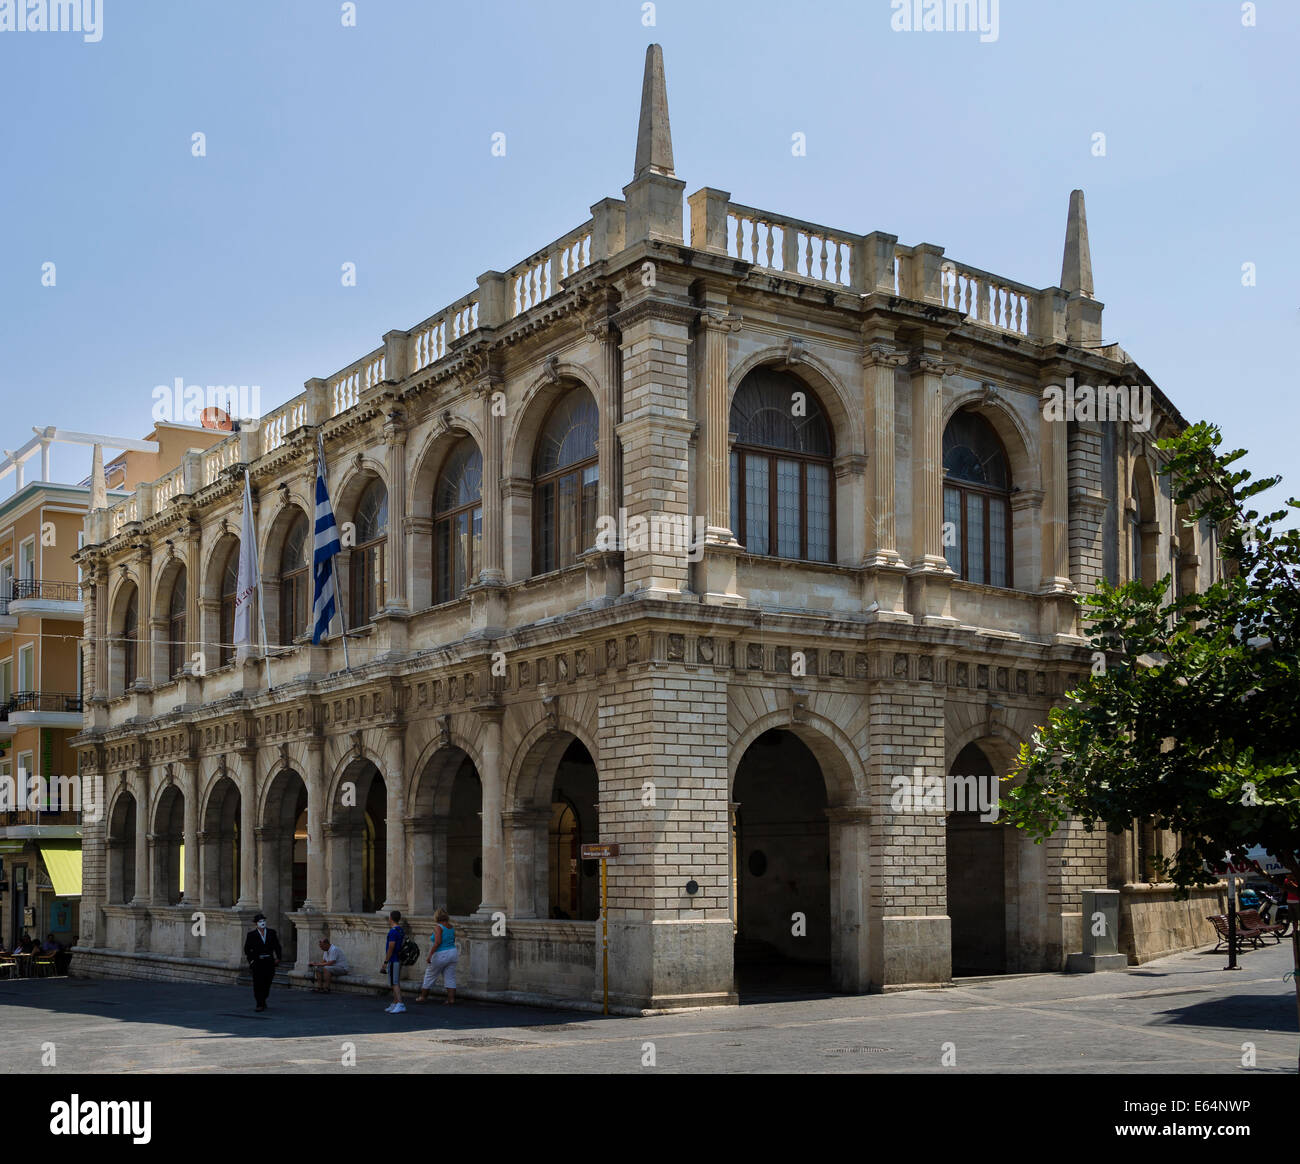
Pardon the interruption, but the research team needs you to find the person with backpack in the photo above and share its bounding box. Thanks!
[381,909,407,1013]
[416,908,458,1006]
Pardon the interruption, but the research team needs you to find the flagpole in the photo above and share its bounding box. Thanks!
[335,578,351,672]
[246,469,275,693]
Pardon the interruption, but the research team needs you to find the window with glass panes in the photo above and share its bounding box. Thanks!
[218,545,238,667]
[167,568,187,678]
[434,438,483,603]
[942,410,1012,587]
[349,479,388,626]
[728,369,834,562]
[533,389,598,574]
[278,512,309,644]
[122,584,139,687]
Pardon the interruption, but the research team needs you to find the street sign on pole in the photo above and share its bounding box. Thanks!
[581,842,620,1013]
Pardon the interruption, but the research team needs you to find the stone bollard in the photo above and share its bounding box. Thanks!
[1066,888,1128,972]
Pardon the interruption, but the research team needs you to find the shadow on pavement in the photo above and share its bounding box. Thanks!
[0,977,619,1040]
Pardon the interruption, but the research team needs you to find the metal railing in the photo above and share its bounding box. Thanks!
[10,579,83,603]
[0,691,85,718]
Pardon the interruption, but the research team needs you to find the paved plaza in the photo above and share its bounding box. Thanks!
[1,941,1294,1074]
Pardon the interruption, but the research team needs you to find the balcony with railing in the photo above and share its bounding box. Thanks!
[1,690,85,730]
[7,579,84,619]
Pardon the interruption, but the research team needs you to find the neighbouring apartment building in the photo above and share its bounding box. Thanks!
[69,47,1224,1010]
[0,424,223,950]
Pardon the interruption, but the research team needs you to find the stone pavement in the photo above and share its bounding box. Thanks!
[1,941,1294,1074]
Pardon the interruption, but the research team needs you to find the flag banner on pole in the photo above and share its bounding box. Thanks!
[234,471,259,663]
[312,438,342,644]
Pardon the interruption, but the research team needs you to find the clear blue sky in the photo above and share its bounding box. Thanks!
[2,0,1295,512]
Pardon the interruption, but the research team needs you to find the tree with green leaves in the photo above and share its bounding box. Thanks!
[1002,421,1300,1068]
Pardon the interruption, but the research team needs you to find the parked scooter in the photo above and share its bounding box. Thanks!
[1257,889,1293,936]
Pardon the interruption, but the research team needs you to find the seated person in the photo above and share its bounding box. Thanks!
[40,934,61,954]
[308,937,348,992]
[15,933,35,955]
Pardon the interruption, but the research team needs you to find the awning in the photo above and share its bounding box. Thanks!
[38,842,82,897]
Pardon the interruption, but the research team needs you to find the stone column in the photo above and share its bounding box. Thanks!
[503,808,549,919]
[827,805,872,993]
[1039,401,1073,593]
[235,748,259,909]
[909,355,952,571]
[585,313,623,526]
[324,823,348,911]
[181,759,200,906]
[408,817,435,915]
[383,411,409,612]
[95,565,109,695]
[131,771,149,906]
[477,375,506,586]
[381,724,407,913]
[697,306,740,543]
[302,735,326,911]
[185,521,201,674]
[906,354,957,626]
[135,548,152,686]
[476,707,505,916]
[862,343,907,565]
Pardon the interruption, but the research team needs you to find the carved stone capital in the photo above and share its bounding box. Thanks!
[862,343,907,369]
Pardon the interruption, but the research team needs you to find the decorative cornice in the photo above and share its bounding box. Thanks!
[612,297,698,332]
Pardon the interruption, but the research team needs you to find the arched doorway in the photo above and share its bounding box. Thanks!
[202,777,241,908]
[409,746,482,915]
[261,768,308,961]
[152,785,184,905]
[946,742,1006,976]
[446,758,482,915]
[108,792,137,904]
[548,740,598,921]
[329,760,386,913]
[732,729,831,995]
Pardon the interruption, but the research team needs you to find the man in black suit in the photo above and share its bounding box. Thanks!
[244,913,282,1012]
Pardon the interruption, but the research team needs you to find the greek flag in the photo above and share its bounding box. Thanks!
[312,437,342,645]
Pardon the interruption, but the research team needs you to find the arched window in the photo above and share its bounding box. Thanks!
[533,388,598,574]
[943,410,1012,587]
[279,511,309,645]
[729,369,834,561]
[121,584,139,689]
[1128,466,1155,586]
[218,544,239,668]
[350,479,388,626]
[167,568,187,679]
[434,439,483,603]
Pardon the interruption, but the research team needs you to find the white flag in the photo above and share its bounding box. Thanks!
[234,471,259,663]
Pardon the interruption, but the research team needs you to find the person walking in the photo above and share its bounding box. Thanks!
[381,910,406,1014]
[416,908,458,1006]
[244,913,282,1012]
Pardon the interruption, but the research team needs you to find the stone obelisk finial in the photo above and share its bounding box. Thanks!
[90,442,106,510]
[1060,189,1094,299]
[633,43,674,180]
[623,44,684,246]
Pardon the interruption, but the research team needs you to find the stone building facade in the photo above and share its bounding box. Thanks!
[70,46,1223,1009]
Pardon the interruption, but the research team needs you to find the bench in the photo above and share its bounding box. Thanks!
[1207,914,1267,953]
[1237,909,1286,944]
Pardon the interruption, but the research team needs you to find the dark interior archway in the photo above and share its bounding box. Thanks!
[946,742,1006,976]
[732,729,831,996]
[548,739,599,921]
